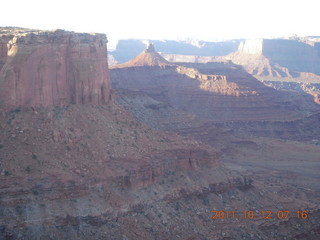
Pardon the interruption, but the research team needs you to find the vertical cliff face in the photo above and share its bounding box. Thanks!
[237,39,264,55]
[224,38,320,103]
[0,29,112,108]
[228,38,320,77]
[0,35,12,70]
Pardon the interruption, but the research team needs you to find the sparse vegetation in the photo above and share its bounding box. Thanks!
[32,189,39,195]
[32,153,37,160]
[62,163,69,169]
[175,203,180,211]
[15,205,24,215]
[202,198,210,206]
[13,108,21,113]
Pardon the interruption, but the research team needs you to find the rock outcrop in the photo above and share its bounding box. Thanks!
[0,28,112,108]
[1,30,320,239]
[211,38,320,104]
[113,43,170,68]
[109,47,320,240]
[111,46,317,122]
[226,38,320,77]
[222,38,320,101]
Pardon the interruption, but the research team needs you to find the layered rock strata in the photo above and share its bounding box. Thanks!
[227,38,320,77]
[0,28,112,108]
[111,61,312,122]
[113,43,170,68]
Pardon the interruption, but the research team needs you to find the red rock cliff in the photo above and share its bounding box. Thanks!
[0,28,112,107]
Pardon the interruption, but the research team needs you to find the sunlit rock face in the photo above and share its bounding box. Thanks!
[113,43,170,68]
[228,38,320,77]
[224,38,320,103]
[0,28,112,108]
[237,39,264,55]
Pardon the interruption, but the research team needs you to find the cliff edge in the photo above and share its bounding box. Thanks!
[0,28,112,108]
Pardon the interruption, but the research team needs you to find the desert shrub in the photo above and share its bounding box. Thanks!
[13,108,21,113]
[202,198,210,206]
[15,205,24,215]
[32,189,39,195]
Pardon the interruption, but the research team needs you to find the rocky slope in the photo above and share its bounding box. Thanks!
[111,46,318,122]
[109,45,320,239]
[1,104,319,240]
[2,103,252,239]
[1,29,320,239]
[0,27,252,240]
[0,28,112,108]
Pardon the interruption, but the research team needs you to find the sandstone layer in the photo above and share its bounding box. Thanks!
[0,104,238,239]
[111,46,317,122]
[2,107,319,240]
[0,27,234,239]
[110,39,241,63]
[223,38,320,103]
[1,30,320,239]
[108,46,320,240]
[0,28,112,108]
[113,43,170,68]
[227,38,320,77]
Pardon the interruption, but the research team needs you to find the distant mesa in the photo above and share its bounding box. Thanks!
[222,38,320,103]
[109,39,242,64]
[111,43,171,68]
[225,38,320,77]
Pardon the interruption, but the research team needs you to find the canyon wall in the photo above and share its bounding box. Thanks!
[111,62,313,122]
[262,39,320,74]
[224,38,320,103]
[237,39,264,55]
[110,39,241,63]
[0,28,112,108]
[227,38,320,77]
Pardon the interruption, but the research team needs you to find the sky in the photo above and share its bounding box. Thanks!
[1,0,319,47]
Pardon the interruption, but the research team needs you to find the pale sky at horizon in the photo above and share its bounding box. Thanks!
[1,0,319,47]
